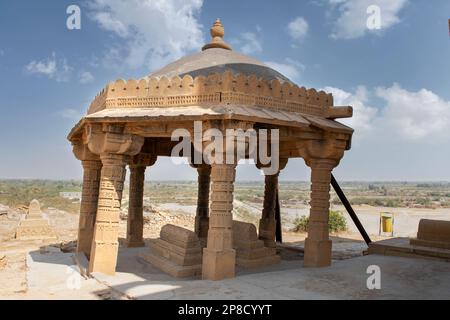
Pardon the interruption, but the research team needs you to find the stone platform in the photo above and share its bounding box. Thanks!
[15,219,56,240]
[369,219,450,262]
[368,237,450,262]
[233,220,280,268]
[140,224,202,278]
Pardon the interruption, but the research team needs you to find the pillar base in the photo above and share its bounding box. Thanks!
[202,248,236,280]
[303,238,332,267]
[88,242,119,276]
[126,240,145,248]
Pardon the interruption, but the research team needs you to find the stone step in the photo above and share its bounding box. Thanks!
[149,240,202,266]
[139,252,202,278]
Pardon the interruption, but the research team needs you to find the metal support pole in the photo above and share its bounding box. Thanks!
[275,188,283,243]
[331,174,372,245]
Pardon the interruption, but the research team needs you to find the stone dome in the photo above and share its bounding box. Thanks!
[148,19,292,84]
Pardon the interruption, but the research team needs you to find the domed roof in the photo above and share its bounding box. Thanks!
[148,19,292,84]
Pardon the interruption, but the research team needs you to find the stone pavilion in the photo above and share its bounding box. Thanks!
[67,19,354,280]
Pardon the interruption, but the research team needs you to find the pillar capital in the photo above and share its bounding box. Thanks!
[201,120,253,165]
[256,157,288,175]
[85,124,144,157]
[304,158,339,171]
[301,138,347,167]
[72,142,100,162]
[129,153,157,168]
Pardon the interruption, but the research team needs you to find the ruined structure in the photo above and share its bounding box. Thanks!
[16,199,55,240]
[68,19,354,280]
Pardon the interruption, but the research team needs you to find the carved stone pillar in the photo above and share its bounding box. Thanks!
[86,124,144,275]
[89,153,128,275]
[72,143,102,258]
[304,159,337,267]
[126,154,157,247]
[259,173,279,248]
[201,120,251,281]
[194,165,211,239]
[202,163,237,280]
[127,166,146,247]
[78,160,102,256]
[257,158,288,248]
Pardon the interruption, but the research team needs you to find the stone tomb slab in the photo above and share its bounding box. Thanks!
[140,224,202,278]
[233,220,280,268]
[410,219,450,250]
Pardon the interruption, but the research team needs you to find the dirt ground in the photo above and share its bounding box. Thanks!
[0,203,201,299]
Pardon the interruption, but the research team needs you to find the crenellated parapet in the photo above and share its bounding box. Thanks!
[86,71,352,119]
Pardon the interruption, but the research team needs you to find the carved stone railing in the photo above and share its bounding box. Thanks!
[87,71,337,117]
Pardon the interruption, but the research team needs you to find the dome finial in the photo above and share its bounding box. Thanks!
[202,18,232,51]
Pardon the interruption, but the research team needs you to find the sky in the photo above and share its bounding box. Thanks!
[0,0,449,181]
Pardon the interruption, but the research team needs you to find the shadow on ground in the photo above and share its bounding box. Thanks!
[23,235,450,300]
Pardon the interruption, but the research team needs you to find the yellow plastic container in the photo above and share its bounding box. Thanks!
[381,215,393,233]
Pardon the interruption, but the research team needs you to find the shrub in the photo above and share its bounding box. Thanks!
[292,215,309,232]
[293,210,347,233]
[328,210,347,233]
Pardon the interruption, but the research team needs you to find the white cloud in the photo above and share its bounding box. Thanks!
[265,58,304,82]
[376,84,450,140]
[234,31,263,55]
[325,84,450,142]
[323,85,377,133]
[88,0,204,71]
[287,17,309,41]
[328,0,408,39]
[92,12,129,38]
[79,71,95,84]
[25,52,72,82]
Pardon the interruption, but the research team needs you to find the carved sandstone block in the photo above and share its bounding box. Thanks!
[232,220,280,268]
[410,219,450,250]
[140,224,202,278]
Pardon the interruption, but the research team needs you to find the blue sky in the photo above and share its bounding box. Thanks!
[0,0,449,181]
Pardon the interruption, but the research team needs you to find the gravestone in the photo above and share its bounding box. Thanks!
[233,220,280,268]
[15,200,56,240]
[140,224,202,277]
